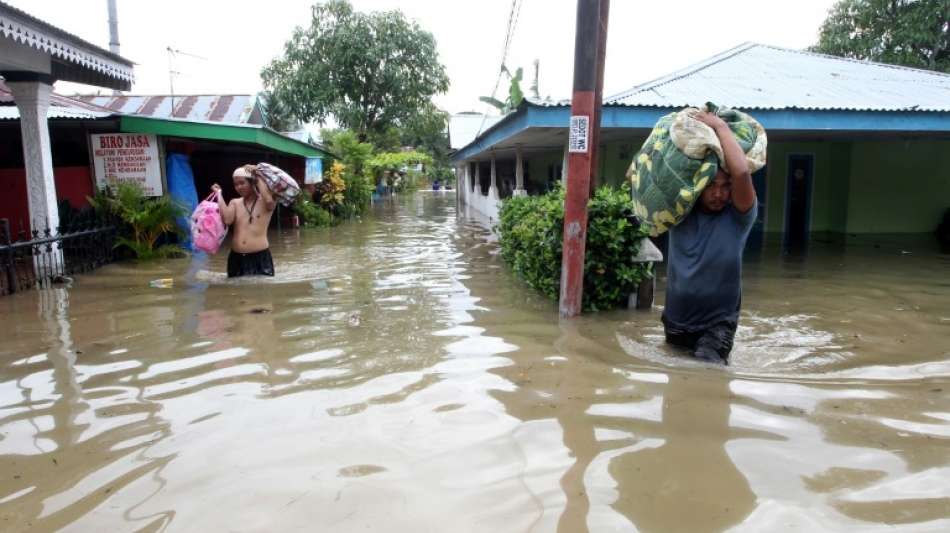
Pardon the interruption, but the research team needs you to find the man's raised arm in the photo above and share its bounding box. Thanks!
[694,111,755,214]
[254,173,277,212]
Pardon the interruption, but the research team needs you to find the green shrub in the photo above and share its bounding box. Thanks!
[315,160,347,209]
[497,184,653,311]
[87,183,186,260]
[340,169,373,218]
[321,129,375,217]
[293,196,334,227]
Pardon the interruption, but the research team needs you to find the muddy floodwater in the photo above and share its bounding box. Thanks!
[1,192,948,532]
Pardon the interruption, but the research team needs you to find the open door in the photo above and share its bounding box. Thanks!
[784,155,813,250]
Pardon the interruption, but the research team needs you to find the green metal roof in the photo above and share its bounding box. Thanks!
[119,115,331,159]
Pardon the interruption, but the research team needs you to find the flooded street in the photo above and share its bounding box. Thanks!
[1,192,948,532]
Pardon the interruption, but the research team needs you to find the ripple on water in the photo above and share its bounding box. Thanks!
[613,309,950,383]
[1,194,948,532]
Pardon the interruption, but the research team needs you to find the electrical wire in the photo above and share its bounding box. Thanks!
[476,0,524,138]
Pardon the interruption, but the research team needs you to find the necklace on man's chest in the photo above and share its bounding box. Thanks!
[244,197,258,223]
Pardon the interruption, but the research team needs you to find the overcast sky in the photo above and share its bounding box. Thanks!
[13,0,838,116]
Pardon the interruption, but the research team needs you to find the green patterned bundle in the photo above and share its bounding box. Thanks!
[627,102,767,236]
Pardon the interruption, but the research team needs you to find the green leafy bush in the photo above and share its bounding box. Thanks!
[314,161,347,209]
[293,196,334,227]
[321,129,375,217]
[87,183,186,260]
[498,184,652,311]
[340,166,373,219]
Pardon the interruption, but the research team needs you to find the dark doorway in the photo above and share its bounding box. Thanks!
[784,154,813,250]
[746,166,768,253]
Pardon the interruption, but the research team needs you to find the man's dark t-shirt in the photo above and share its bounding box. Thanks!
[663,200,757,331]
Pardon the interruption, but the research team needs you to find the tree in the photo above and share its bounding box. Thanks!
[812,0,949,73]
[261,0,450,140]
[259,91,300,132]
[399,102,453,182]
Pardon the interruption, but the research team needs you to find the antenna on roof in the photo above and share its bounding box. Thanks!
[166,46,208,117]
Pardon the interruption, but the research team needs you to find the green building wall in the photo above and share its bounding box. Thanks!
[846,140,950,233]
[517,136,948,236]
[524,150,563,192]
[601,138,646,188]
[766,139,949,235]
[764,141,847,234]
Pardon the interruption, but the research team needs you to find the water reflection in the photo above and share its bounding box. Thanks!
[489,318,758,532]
[0,287,175,531]
[0,193,948,531]
[608,373,756,532]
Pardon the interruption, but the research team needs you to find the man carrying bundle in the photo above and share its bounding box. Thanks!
[661,111,758,364]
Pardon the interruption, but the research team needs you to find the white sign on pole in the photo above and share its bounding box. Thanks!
[90,133,163,196]
[568,115,589,153]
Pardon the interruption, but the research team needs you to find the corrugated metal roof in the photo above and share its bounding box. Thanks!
[449,113,502,150]
[72,94,258,124]
[0,106,110,120]
[280,130,312,143]
[0,80,113,112]
[0,80,113,120]
[605,43,950,112]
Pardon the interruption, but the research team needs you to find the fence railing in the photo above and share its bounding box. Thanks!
[0,218,116,296]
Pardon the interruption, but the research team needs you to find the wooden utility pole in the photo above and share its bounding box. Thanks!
[559,0,609,317]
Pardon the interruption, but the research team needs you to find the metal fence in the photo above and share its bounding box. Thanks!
[0,218,116,296]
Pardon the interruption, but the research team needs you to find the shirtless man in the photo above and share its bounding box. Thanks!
[212,165,277,277]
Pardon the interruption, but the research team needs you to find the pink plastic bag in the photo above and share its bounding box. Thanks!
[191,192,227,254]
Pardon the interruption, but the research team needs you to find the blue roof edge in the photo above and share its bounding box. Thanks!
[451,103,950,162]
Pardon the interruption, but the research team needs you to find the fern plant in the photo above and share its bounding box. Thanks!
[88,183,186,260]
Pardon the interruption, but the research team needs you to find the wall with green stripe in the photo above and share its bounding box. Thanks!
[765,139,949,234]
[846,140,950,233]
[515,136,949,236]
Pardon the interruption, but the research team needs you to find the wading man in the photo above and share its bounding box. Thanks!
[212,165,277,277]
[662,111,758,365]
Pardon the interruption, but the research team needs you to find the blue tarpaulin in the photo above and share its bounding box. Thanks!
[166,153,198,250]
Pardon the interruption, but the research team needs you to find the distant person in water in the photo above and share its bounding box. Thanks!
[662,111,758,365]
[212,165,276,277]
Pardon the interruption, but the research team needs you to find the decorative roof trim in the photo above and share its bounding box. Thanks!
[0,106,112,120]
[0,2,134,83]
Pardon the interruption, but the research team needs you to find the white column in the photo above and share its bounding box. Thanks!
[9,81,59,233]
[474,161,482,196]
[487,156,500,221]
[462,161,472,205]
[561,139,569,186]
[490,156,497,193]
[9,80,63,276]
[459,165,465,201]
[514,145,527,196]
